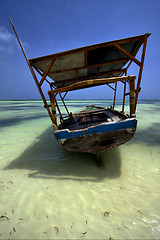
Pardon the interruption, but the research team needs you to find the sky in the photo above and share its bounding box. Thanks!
[0,0,160,100]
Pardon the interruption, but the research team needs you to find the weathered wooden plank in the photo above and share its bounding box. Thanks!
[48,75,136,94]
[57,119,137,154]
[51,68,126,87]
[49,58,129,75]
[29,34,150,64]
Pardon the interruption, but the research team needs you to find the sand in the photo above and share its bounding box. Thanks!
[0,100,160,239]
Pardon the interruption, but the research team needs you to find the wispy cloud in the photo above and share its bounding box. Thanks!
[0,26,14,42]
[0,26,14,55]
[0,45,13,54]
[20,41,30,50]
[0,26,29,55]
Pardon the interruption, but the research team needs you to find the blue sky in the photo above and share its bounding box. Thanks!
[0,0,160,100]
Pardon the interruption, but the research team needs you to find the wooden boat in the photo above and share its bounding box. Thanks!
[55,104,137,154]
[10,19,150,155]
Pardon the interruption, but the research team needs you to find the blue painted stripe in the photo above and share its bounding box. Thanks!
[55,119,137,140]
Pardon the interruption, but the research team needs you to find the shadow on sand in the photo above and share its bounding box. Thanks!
[4,126,121,182]
[133,122,160,147]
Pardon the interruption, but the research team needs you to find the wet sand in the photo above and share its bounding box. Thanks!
[0,100,160,239]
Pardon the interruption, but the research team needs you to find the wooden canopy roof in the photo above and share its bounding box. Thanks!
[29,33,150,90]
[9,17,151,126]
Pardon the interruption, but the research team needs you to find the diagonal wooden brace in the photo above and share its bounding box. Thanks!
[114,43,141,66]
[39,58,55,86]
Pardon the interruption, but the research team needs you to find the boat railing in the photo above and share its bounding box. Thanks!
[47,75,136,128]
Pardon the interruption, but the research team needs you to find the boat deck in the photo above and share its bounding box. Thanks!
[58,108,128,131]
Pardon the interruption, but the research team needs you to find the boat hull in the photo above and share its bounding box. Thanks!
[55,118,137,154]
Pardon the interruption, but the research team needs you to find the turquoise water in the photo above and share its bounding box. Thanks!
[0,100,160,239]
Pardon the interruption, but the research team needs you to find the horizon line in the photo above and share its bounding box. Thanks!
[0,98,160,101]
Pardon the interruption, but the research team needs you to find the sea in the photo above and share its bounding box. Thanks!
[0,99,160,239]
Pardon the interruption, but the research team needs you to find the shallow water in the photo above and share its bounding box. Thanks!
[0,100,160,239]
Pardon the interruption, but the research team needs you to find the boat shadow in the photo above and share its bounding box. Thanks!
[4,126,121,181]
[133,121,160,147]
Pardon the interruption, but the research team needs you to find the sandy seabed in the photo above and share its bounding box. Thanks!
[0,100,160,239]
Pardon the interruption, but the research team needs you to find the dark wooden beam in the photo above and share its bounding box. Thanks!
[62,91,68,100]
[39,58,55,86]
[51,68,127,87]
[97,65,102,78]
[49,58,129,75]
[125,39,144,70]
[114,43,141,66]
[106,83,115,91]
[59,93,70,115]
[134,33,149,111]
[113,82,117,110]
[32,65,51,85]
[122,81,126,112]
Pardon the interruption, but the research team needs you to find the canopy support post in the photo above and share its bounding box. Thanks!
[48,92,57,127]
[134,33,148,112]
[129,79,135,117]
[122,69,127,112]
[113,82,117,110]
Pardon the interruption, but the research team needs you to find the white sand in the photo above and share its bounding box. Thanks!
[0,100,160,239]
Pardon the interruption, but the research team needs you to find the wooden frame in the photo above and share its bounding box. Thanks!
[47,75,136,126]
[48,76,136,94]
[29,34,149,64]
[10,18,150,130]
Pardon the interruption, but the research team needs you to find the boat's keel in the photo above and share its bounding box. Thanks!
[95,153,103,167]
